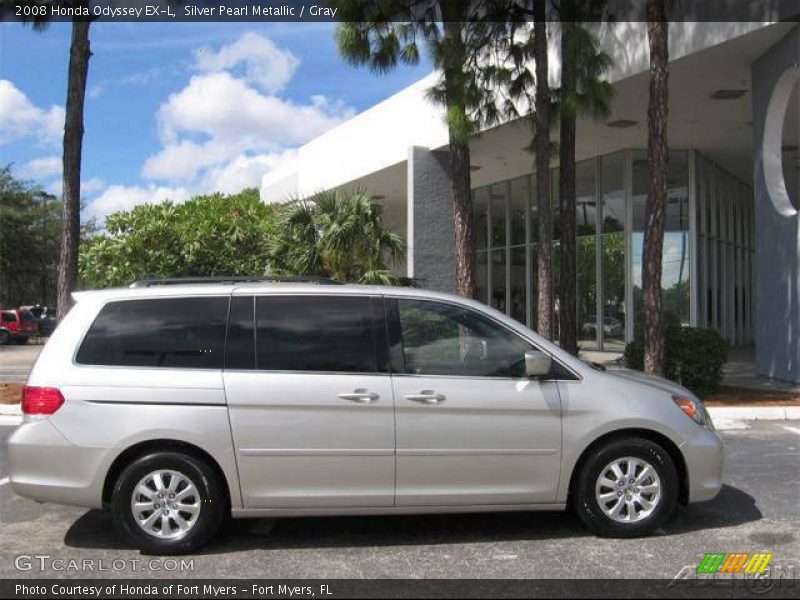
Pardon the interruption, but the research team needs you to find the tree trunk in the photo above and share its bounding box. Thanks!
[57,19,91,322]
[534,5,553,339]
[559,25,578,356]
[643,4,668,376]
[40,194,49,306]
[442,13,475,299]
[449,137,475,298]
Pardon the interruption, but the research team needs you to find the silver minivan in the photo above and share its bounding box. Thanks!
[8,280,723,554]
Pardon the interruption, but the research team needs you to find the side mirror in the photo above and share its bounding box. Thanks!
[525,350,552,378]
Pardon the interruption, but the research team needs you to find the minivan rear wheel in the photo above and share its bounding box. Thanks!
[573,437,678,538]
[0,330,10,345]
[110,451,225,554]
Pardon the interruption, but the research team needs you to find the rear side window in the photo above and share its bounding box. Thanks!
[2,311,17,323]
[76,297,228,369]
[255,295,378,373]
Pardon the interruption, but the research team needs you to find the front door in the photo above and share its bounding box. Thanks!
[388,298,563,506]
[225,293,395,509]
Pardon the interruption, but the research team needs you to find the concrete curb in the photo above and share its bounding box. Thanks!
[708,406,800,421]
[0,403,22,426]
[0,403,21,416]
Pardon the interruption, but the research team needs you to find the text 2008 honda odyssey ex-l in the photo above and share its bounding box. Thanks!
[9,279,723,554]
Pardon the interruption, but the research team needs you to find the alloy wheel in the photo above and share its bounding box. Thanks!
[130,469,202,539]
[594,456,661,523]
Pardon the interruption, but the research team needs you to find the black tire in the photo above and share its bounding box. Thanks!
[110,451,226,554]
[0,330,10,346]
[573,437,679,538]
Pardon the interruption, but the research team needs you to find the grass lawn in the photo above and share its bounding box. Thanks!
[704,386,800,406]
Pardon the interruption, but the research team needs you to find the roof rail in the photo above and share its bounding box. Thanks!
[129,276,342,288]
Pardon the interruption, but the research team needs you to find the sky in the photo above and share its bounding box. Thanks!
[0,22,433,222]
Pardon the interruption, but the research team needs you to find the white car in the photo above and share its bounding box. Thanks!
[581,316,624,337]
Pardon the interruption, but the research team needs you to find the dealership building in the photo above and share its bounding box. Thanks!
[261,22,800,384]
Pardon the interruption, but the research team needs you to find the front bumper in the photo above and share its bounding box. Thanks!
[8,419,108,509]
[681,426,724,503]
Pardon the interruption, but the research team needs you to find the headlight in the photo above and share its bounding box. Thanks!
[672,394,714,430]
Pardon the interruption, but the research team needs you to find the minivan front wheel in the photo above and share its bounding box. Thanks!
[110,451,225,554]
[573,437,678,538]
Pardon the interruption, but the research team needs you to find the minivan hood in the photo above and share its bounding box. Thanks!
[603,367,692,398]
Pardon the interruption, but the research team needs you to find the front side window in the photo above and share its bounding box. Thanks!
[255,295,378,373]
[395,299,533,378]
[76,297,228,369]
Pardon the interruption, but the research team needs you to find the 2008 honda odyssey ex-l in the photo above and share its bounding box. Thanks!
[9,278,723,554]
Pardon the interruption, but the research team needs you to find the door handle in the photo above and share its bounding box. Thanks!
[404,391,446,404]
[337,389,379,403]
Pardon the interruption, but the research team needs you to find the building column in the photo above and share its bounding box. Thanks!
[752,26,800,383]
[406,146,457,294]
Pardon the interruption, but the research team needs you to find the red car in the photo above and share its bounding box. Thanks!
[0,309,38,345]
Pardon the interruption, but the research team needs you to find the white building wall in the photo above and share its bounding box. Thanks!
[261,73,448,201]
[261,22,772,203]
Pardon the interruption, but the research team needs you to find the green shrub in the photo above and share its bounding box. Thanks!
[623,318,682,381]
[623,326,728,396]
[678,328,730,395]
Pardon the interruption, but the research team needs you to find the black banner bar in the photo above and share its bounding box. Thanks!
[2,578,799,599]
[3,0,800,24]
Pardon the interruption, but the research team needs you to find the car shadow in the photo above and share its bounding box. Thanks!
[64,484,761,554]
[667,484,762,534]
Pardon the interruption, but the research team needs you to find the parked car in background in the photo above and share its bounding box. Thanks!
[581,316,624,338]
[23,305,57,337]
[0,308,38,345]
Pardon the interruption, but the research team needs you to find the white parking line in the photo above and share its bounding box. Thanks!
[0,477,9,486]
[782,425,800,436]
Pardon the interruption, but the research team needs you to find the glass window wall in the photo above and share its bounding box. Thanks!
[631,150,690,334]
[695,152,754,345]
[470,149,753,350]
[575,159,598,349]
[600,152,626,350]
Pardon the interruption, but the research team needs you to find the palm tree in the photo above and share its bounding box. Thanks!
[557,15,614,355]
[268,189,405,284]
[643,0,669,375]
[533,1,554,340]
[58,16,91,320]
[2,2,93,320]
[333,1,509,299]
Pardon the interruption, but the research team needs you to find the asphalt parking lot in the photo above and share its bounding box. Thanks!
[0,343,42,383]
[1,421,799,580]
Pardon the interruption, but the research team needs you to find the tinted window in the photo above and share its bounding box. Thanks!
[76,297,228,369]
[396,299,532,377]
[256,296,377,373]
[226,296,255,369]
[2,312,17,323]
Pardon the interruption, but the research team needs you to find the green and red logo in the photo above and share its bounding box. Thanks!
[696,552,773,575]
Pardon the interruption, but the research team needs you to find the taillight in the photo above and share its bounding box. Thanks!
[22,386,65,416]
